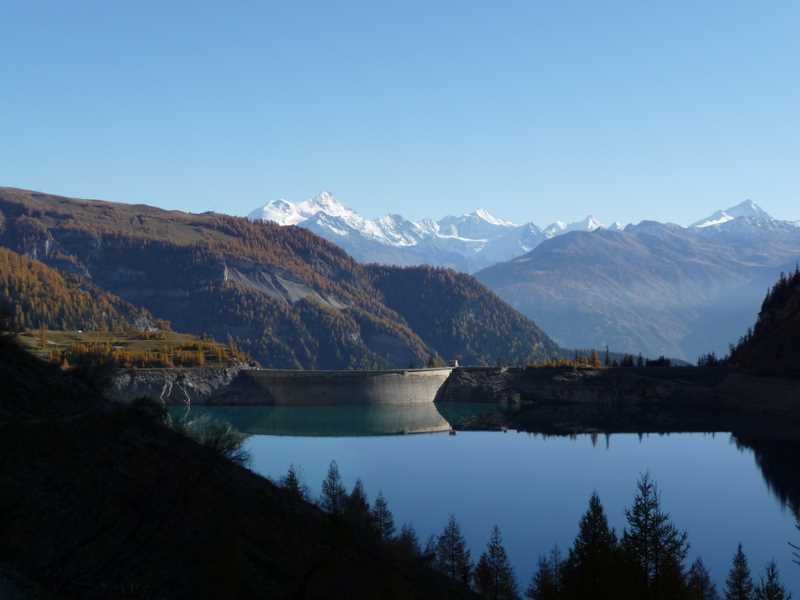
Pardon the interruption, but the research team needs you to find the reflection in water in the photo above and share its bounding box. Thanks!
[174,403,800,592]
[173,402,466,437]
[732,433,800,517]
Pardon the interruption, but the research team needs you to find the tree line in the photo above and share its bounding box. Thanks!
[285,463,794,599]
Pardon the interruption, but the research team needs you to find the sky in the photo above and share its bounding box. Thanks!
[1,1,799,226]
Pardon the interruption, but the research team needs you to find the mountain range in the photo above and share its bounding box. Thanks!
[477,205,800,360]
[0,187,560,369]
[250,194,800,361]
[248,192,621,273]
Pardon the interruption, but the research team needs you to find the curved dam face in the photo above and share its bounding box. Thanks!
[244,368,454,406]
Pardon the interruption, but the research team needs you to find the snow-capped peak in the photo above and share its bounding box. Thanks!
[691,199,773,228]
[582,215,604,231]
[248,198,305,226]
[296,191,354,219]
[472,208,516,227]
[249,191,359,227]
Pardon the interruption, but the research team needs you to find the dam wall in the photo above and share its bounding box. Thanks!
[108,366,454,406]
[244,368,454,406]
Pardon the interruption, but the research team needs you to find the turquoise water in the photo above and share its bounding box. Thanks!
[182,405,800,593]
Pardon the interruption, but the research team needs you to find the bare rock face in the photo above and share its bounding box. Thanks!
[107,366,257,405]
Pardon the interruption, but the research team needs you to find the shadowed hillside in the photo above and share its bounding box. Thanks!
[729,267,800,378]
[367,265,559,365]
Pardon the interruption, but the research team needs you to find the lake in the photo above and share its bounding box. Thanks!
[178,403,800,593]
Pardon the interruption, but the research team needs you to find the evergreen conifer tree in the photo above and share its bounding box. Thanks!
[526,546,562,600]
[561,493,618,598]
[754,561,790,600]
[344,478,371,533]
[687,557,720,600]
[320,460,347,515]
[370,492,395,541]
[281,464,307,501]
[435,515,473,586]
[725,544,755,600]
[622,473,689,599]
[398,523,421,556]
[474,525,520,600]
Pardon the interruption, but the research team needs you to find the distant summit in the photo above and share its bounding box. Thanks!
[691,199,773,228]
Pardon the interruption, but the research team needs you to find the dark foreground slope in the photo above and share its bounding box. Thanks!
[729,267,800,378]
[0,187,559,368]
[0,337,473,599]
[367,265,559,365]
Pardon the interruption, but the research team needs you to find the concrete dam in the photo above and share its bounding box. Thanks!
[110,366,455,406]
[244,367,454,406]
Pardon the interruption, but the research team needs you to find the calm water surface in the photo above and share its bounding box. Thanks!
[183,404,800,592]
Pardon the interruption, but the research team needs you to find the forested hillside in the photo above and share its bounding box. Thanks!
[0,246,158,332]
[728,268,800,377]
[0,187,560,368]
[367,265,559,365]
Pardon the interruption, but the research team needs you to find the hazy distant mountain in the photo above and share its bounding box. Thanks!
[476,201,800,361]
[248,192,611,273]
[690,199,772,228]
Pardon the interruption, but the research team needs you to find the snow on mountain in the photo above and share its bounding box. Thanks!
[248,198,306,226]
[475,208,516,227]
[691,199,773,228]
[543,215,604,238]
[248,193,619,272]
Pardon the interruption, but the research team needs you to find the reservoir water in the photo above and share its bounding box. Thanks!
[179,403,800,593]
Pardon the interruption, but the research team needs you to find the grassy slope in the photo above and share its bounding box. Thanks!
[17,329,248,368]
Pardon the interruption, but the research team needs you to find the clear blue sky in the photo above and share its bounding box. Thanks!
[2,1,799,226]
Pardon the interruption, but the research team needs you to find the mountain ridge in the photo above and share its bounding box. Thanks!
[476,219,800,361]
[0,186,560,368]
[248,193,797,275]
